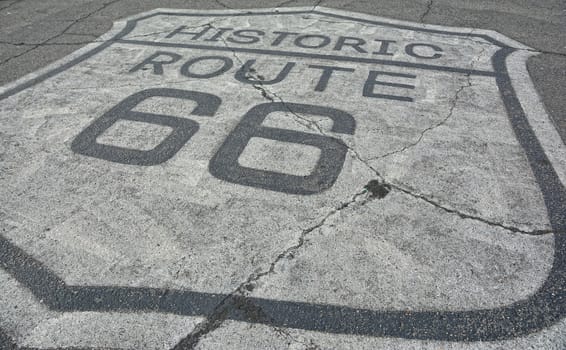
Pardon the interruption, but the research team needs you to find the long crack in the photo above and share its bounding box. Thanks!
[239,189,369,293]
[170,34,556,349]
[1,7,561,348]
[365,46,485,162]
[210,26,554,236]
[172,188,369,349]
[387,182,555,235]
[0,0,121,67]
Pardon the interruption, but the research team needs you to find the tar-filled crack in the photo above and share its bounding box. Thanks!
[365,179,391,199]
[221,41,555,237]
[2,7,561,349]
[0,0,121,67]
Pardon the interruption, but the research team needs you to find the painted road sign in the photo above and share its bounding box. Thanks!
[1,7,565,349]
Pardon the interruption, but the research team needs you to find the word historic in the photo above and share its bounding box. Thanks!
[163,25,445,60]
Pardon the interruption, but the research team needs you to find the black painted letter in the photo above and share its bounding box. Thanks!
[165,25,212,40]
[405,43,443,59]
[372,39,396,56]
[307,64,355,92]
[363,71,416,102]
[294,34,332,49]
[180,56,234,79]
[334,36,367,53]
[129,51,182,75]
[235,60,295,85]
[228,29,265,44]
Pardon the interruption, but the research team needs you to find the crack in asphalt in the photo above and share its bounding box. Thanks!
[0,6,562,349]
[420,0,433,22]
[0,0,23,13]
[365,46,485,162]
[311,0,324,11]
[213,0,233,10]
[225,40,555,237]
[1,7,562,62]
[167,29,557,350]
[272,326,322,350]
[0,39,99,46]
[365,78,468,161]
[172,188,369,349]
[387,182,556,235]
[169,25,340,348]
[0,0,120,67]
[0,21,222,47]
[209,23,281,104]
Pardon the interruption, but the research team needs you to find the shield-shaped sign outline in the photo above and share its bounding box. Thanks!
[0,7,565,347]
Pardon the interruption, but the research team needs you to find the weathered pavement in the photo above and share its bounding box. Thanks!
[0,1,565,350]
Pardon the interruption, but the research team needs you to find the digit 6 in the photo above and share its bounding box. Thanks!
[71,88,221,166]
[209,102,355,195]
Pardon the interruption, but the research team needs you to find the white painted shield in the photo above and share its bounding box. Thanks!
[1,7,565,349]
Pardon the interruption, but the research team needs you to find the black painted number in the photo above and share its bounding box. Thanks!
[209,103,355,195]
[71,88,221,166]
[73,92,355,194]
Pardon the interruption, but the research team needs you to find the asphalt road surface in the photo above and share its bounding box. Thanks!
[0,1,565,349]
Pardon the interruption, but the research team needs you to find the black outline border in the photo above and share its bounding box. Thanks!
[0,8,565,348]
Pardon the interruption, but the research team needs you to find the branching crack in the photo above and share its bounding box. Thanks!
[366,82,466,161]
[2,8,560,349]
[365,48,482,162]
[0,0,121,67]
[420,0,434,22]
[208,36,553,237]
[273,326,322,350]
[311,0,324,12]
[0,21,222,47]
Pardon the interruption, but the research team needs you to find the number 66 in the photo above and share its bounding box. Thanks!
[72,89,356,195]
